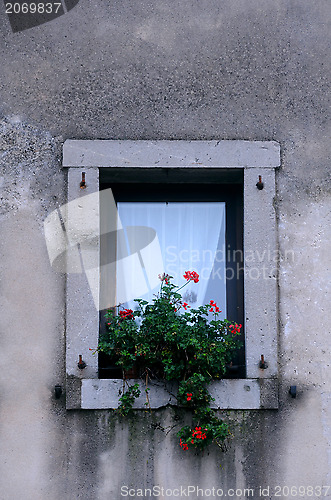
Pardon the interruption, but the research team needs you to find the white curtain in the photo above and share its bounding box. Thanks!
[116,201,226,317]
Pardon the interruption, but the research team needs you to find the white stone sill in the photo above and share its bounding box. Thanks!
[76,378,278,410]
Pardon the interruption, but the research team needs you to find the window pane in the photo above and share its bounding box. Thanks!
[116,201,226,317]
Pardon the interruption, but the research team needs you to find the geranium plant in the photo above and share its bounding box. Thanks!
[97,271,242,452]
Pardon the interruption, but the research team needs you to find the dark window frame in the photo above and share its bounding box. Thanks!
[99,171,245,379]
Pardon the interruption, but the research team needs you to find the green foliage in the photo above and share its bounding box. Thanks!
[98,272,242,452]
[117,383,141,416]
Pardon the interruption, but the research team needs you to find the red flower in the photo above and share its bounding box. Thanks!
[209,300,221,314]
[179,439,188,450]
[183,271,199,283]
[192,426,207,440]
[182,302,190,310]
[158,273,171,284]
[186,392,193,401]
[230,323,242,334]
[119,308,134,320]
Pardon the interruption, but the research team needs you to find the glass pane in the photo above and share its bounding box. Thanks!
[116,201,226,317]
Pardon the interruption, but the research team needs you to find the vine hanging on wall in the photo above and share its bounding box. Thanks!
[97,271,242,452]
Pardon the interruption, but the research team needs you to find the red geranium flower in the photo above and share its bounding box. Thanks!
[158,273,171,284]
[179,439,188,450]
[119,308,134,320]
[209,300,221,314]
[183,270,199,283]
[229,323,242,334]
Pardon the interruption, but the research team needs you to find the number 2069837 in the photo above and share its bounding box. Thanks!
[6,3,63,14]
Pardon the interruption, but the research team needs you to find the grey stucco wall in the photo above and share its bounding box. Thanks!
[0,1,330,499]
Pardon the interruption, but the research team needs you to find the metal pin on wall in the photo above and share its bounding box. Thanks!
[259,354,268,369]
[80,172,86,189]
[78,355,86,369]
[256,175,264,190]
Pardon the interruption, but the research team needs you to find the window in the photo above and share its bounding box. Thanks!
[61,140,280,410]
[98,173,245,379]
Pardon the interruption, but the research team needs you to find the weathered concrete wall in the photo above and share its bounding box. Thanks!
[0,0,330,499]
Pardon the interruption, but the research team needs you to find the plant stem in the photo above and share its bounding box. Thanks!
[145,372,151,412]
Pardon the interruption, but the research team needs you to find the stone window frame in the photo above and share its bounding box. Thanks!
[63,140,280,410]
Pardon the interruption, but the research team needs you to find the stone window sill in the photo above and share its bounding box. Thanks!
[67,377,278,410]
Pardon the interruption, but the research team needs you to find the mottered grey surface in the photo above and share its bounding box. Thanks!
[0,0,330,498]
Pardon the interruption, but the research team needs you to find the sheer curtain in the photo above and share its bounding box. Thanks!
[116,201,226,317]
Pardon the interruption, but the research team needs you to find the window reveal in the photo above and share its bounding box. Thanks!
[99,181,245,379]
